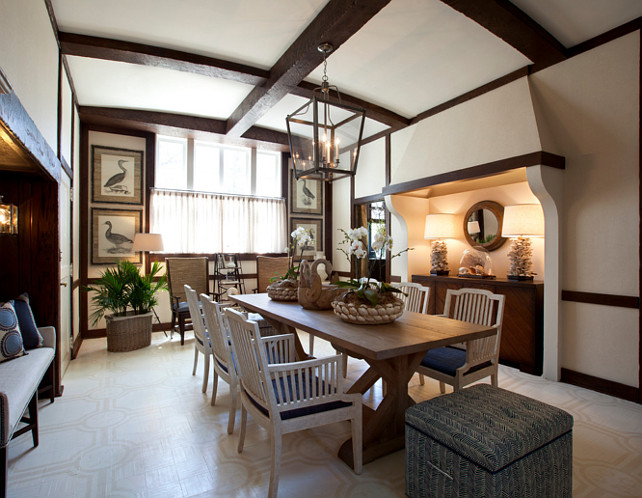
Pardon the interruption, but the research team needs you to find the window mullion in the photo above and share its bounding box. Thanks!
[186,138,195,189]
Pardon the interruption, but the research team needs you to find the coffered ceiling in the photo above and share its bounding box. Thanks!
[51,0,642,147]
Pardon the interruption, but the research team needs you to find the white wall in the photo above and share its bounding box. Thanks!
[0,0,59,151]
[354,139,385,199]
[530,32,639,386]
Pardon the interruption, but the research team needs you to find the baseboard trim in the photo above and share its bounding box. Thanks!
[561,368,639,404]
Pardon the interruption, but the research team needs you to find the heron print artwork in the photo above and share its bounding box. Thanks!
[91,208,142,264]
[91,146,143,204]
[291,176,323,215]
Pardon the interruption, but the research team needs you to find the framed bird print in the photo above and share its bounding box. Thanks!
[91,145,144,204]
[289,217,323,256]
[91,208,142,264]
[291,175,323,215]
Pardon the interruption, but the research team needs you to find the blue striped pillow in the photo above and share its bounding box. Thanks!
[0,302,26,362]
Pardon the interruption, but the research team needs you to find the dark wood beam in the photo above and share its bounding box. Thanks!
[292,82,409,130]
[225,0,392,138]
[59,32,269,86]
[78,106,289,148]
[439,0,567,70]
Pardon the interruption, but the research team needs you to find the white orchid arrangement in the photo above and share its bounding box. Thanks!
[275,226,313,281]
[336,225,410,305]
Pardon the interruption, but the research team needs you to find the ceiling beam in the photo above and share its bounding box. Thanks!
[78,106,289,148]
[292,82,409,130]
[440,0,567,70]
[225,0,392,138]
[59,32,269,86]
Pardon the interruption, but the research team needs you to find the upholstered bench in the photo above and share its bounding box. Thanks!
[405,384,573,497]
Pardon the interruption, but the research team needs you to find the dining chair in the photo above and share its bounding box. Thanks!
[393,282,430,387]
[166,257,211,345]
[254,256,290,293]
[184,285,212,395]
[224,307,362,498]
[416,288,505,393]
[200,294,239,434]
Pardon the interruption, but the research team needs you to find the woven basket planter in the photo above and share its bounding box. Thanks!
[266,279,298,302]
[106,311,153,352]
[331,296,405,325]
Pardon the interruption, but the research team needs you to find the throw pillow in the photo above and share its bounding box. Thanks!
[0,301,26,362]
[12,293,43,349]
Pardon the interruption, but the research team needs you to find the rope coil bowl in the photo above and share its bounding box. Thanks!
[266,279,298,302]
[331,297,405,325]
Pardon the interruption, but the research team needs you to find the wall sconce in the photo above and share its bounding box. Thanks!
[501,204,544,280]
[0,195,18,235]
[424,213,456,276]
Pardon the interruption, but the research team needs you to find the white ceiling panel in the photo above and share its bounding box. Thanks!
[511,0,642,48]
[67,56,254,119]
[305,0,531,118]
[52,0,327,69]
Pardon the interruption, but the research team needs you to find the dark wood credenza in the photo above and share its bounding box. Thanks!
[411,275,544,375]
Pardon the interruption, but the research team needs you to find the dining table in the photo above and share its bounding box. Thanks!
[229,292,498,468]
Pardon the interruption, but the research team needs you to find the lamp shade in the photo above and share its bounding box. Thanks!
[467,220,481,234]
[424,213,456,239]
[132,233,164,252]
[501,204,544,237]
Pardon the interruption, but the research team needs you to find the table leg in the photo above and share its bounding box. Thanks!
[339,351,425,467]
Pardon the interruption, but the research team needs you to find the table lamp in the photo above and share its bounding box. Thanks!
[501,204,544,280]
[132,233,164,268]
[424,213,456,275]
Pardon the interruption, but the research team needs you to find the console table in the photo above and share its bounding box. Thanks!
[411,275,543,375]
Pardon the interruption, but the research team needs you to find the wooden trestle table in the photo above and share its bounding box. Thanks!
[229,292,497,468]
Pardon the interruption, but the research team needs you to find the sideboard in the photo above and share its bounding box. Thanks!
[411,275,544,375]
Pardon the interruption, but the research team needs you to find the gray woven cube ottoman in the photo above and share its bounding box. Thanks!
[405,384,573,497]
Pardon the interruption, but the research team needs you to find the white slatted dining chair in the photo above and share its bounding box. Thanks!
[200,294,238,434]
[416,288,505,393]
[224,308,362,498]
[393,282,430,387]
[185,285,212,395]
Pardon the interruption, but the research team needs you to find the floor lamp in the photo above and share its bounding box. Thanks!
[132,233,166,334]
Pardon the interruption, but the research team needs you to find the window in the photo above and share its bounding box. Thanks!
[153,136,285,253]
[156,137,187,190]
[157,136,281,197]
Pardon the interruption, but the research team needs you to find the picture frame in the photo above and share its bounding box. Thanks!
[290,217,323,256]
[291,175,323,215]
[91,208,142,264]
[91,145,144,204]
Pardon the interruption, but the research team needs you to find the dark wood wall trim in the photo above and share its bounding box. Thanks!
[638,29,641,404]
[354,193,385,205]
[382,151,565,196]
[567,17,642,58]
[561,368,639,404]
[0,92,61,182]
[561,290,640,309]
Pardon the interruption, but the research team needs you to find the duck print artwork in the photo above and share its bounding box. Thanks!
[100,154,133,197]
[294,178,322,214]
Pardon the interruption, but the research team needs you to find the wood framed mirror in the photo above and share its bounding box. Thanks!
[463,200,506,251]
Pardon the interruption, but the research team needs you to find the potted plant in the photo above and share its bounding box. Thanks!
[266,226,312,301]
[331,226,410,324]
[86,260,167,352]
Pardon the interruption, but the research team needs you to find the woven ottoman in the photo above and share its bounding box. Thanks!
[405,384,573,497]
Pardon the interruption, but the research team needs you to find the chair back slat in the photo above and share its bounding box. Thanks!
[444,288,505,357]
[184,285,210,352]
[256,256,289,293]
[395,282,430,314]
[225,308,272,412]
[200,294,230,368]
[167,257,210,302]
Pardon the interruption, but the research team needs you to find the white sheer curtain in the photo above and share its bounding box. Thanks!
[150,189,287,253]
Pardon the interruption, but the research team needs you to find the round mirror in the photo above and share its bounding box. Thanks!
[463,201,506,251]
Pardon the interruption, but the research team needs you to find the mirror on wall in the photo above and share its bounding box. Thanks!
[463,200,506,251]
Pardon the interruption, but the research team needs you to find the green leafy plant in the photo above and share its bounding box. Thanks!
[335,226,411,305]
[85,260,168,325]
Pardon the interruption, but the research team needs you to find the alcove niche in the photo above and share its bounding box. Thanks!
[383,156,564,381]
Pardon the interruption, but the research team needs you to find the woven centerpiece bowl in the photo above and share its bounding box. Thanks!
[266,279,298,301]
[331,295,405,325]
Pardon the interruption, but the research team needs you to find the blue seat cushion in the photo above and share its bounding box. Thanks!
[246,373,352,421]
[174,301,190,314]
[421,346,491,377]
